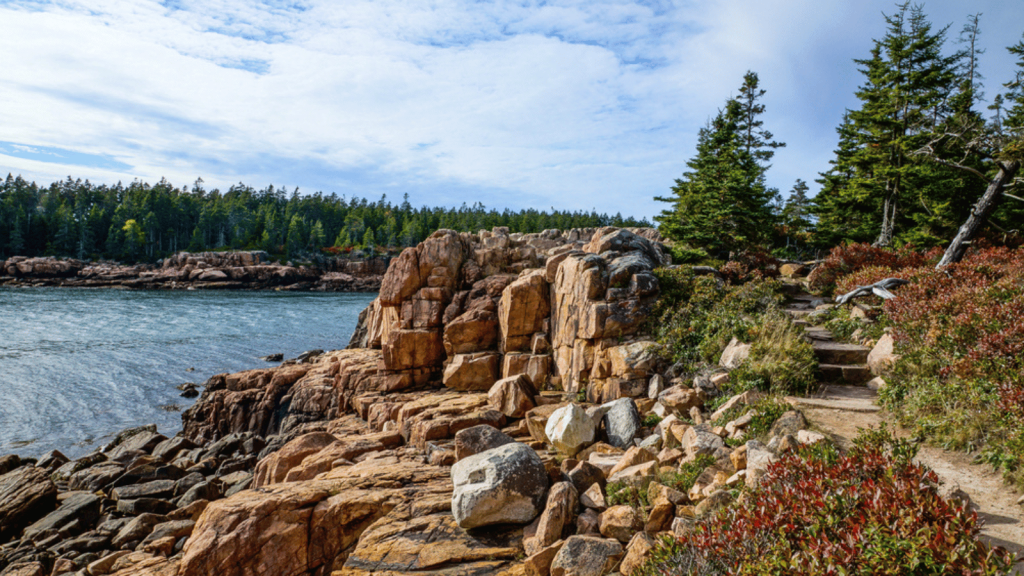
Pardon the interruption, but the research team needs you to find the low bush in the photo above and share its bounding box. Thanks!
[728,312,817,397]
[633,427,1016,576]
[718,248,781,284]
[711,395,791,442]
[875,246,1024,486]
[807,242,935,295]
[606,455,717,512]
[651,270,778,371]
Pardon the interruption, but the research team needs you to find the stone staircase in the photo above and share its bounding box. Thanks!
[784,293,873,385]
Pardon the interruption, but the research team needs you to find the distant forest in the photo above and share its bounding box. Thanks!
[0,174,651,263]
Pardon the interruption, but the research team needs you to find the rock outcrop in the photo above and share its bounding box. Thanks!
[4,226,751,576]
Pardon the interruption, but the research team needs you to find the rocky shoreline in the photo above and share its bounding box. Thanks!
[0,226,913,576]
[0,252,388,292]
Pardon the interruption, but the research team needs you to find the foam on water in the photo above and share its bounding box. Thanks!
[0,287,376,458]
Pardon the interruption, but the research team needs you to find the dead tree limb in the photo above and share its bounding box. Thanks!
[936,159,1021,269]
[836,277,911,305]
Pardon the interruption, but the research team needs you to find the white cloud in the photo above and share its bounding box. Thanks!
[1,0,1021,219]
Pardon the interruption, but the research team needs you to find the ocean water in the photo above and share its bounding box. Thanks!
[0,287,376,459]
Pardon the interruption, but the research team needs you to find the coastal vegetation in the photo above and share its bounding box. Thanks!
[0,176,649,264]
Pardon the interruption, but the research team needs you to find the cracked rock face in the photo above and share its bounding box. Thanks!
[451,442,549,530]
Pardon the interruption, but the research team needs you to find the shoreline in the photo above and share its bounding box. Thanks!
[1,251,388,293]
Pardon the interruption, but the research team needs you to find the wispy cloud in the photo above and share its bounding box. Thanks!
[0,0,1020,218]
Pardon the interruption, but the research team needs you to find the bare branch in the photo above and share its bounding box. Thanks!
[913,147,990,181]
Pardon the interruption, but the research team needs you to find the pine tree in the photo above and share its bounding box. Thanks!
[1005,34,1024,129]
[782,179,812,234]
[362,227,375,251]
[655,73,780,255]
[286,215,304,257]
[309,219,325,251]
[8,212,25,255]
[813,2,959,247]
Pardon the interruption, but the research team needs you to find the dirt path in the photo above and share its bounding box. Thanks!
[789,385,1024,572]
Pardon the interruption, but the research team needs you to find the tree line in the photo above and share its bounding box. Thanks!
[0,176,650,263]
[657,3,1024,260]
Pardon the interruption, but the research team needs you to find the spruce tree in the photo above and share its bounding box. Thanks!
[655,73,781,256]
[813,2,959,246]
[1005,34,1024,129]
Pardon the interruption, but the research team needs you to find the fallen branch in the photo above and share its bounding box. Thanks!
[836,277,911,305]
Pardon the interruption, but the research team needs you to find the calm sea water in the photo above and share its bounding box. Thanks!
[0,287,376,459]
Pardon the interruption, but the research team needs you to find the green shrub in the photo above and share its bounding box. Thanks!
[657,454,716,495]
[669,244,713,265]
[730,311,817,396]
[606,481,650,510]
[641,413,663,428]
[650,270,784,375]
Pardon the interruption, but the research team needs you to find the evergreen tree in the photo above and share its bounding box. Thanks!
[362,227,375,251]
[286,215,304,257]
[1005,34,1024,129]
[8,212,25,255]
[813,2,959,246]
[309,219,326,251]
[655,73,780,255]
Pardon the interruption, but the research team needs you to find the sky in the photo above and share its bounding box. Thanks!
[1,0,1022,221]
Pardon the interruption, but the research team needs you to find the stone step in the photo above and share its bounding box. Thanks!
[788,293,828,304]
[803,327,834,341]
[817,363,872,384]
[813,341,870,365]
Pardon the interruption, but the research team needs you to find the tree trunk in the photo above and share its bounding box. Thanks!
[937,160,1021,269]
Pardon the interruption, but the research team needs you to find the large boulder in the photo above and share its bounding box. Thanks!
[545,404,596,457]
[454,425,516,461]
[719,338,751,369]
[252,431,337,488]
[443,309,499,355]
[451,442,549,530]
[601,398,641,450]
[22,491,102,541]
[868,333,899,375]
[488,374,537,418]
[550,535,624,576]
[498,270,551,346]
[0,466,58,543]
[443,353,501,392]
[382,329,444,371]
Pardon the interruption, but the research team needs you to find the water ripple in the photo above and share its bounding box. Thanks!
[0,287,375,458]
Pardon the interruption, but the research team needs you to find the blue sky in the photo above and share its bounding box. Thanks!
[1,0,1021,220]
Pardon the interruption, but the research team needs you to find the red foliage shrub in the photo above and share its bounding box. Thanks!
[635,434,1015,576]
[718,249,780,284]
[808,243,935,294]
[884,247,1024,414]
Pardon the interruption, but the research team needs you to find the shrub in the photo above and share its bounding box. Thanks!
[807,242,934,295]
[658,454,716,495]
[669,244,714,265]
[650,270,784,375]
[718,248,780,284]
[633,428,1016,576]
[729,312,817,396]
[606,481,649,510]
[711,396,791,441]
[876,246,1024,486]
[642,413,663,428]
